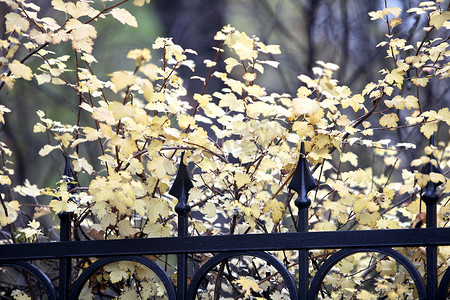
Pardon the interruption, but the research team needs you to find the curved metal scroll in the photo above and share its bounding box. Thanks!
[68,255,176,300]
[308,247,427,300]
[438,265,450,299]
[0,261,57,300]
[186,251,298,299]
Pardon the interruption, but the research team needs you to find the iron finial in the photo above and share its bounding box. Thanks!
[289,142,317,209]
[420,135,443,205]
[170,152,194,215]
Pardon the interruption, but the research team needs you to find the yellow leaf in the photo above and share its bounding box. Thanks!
[390,17,402,29]
[133,0,151,7]
[224,57,240,73]
[14,180,40,198]
[358,211,380,226]
[258,60,279,69]
[177,114,195,129]
[109,267,129,283]
[244,84,265,97]
[83,126,99,141]
[66,1,96,19]
[73,157,94,175]
[385,95,405,110]
[383,7,402,18]
[49,198,76,214]
[429,172,445,183]
[7,200,20,211]
[341,94,365,112]
[117,219,136,237]
[263,200,285,223]
[66,20,97,53]
[292,121,315,138]
[127,48,151,65]
[92,106,116,125]
[243,72,257,82]
[246,102,272,118]
[110,71,136,91]
[66,20,97,41]
[108,101,135,120]
[5,12,29,34]
[193,221,207,233]
[100,213,117,229]
[369,10,385,20]
[143,222,172,237]
[385,68,404,85]
[35,73,51,85]
[353,197,367,213]
[234,276,262,298]
[38,145,60,157]
[10,290,31,300]
[193,93,211,108]
[376,259,397,276]
[437,107,450,125]
[120,138,138,158]
[227,31,257,60]
[0,105,10,124]
[341,152,358,166]
[292,97,320,116]
[147,156,176,180]
[218,93,244,112]
[415,173,430,188]
[420,122,438,138]
[264,44,281,54]
[411,77,428,87]
[111,8,138,28]
[234,172,251,188]
[404,95,419,109]
[379,113,399,128]
[200,202,217,219]
[141,79,154,101]
[430,11,450,29]
[203,59,216,67]
[9,60,33,81]
[0,175,11,185]
[297,86,312,97]
[337,259,354,273]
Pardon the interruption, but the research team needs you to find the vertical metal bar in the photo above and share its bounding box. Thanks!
[289,143,317,300]
[420,136,442,300]
[59,156,74,300]
[176,212,189,300]
[58,212,71,300]
[297,208,309,300]
[425,202,437,300]
[169,153,193,300]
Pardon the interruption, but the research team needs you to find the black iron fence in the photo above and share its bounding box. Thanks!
[0,143,449,299]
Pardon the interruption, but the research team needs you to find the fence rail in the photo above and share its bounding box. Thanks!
[1,142,449,299]
[1,228,449,260]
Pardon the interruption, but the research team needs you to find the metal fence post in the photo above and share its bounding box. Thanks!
[170,153,193,300]
[289,143,317,300]
[58,156,74,300]
[421,136,443,300]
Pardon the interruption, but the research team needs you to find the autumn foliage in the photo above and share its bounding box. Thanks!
[0,0,449,299]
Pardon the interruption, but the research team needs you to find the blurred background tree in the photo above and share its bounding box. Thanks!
[0,0,448,234]
[0,0,448,298]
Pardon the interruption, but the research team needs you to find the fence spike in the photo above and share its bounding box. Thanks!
[288,142,317,209]
[170,152,193,215]
[63,155,76,191]
[420,136,443,205]
[169,152,193,299]
[420,137,442,299]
